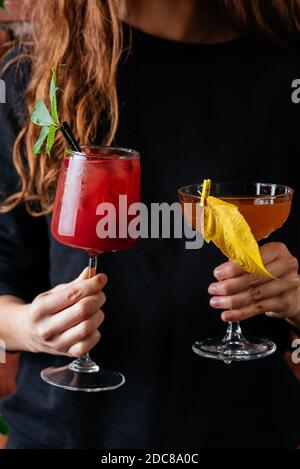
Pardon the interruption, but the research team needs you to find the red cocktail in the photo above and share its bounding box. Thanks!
[51,149,140,254]
[41,146,140,392]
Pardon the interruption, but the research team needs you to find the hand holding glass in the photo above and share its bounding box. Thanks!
[178,182,293,363]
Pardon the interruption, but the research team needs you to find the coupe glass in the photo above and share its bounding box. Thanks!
[178,182,293,363]
[41,146,140,390]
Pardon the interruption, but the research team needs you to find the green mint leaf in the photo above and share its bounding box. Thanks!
[33,126,50,154]
[46,124,58,155]
[31,99,55,127]
[0,416,9,436]
[0,1,6,9]
[31,67,64,156]
[50,69,60,125]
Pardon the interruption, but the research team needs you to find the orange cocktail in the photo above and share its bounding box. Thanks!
[178,182,293,363]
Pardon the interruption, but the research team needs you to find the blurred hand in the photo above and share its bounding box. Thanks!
[208,243,300,326]
[25,268,107,357]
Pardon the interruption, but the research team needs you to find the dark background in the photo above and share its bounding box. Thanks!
[1,0,300,450]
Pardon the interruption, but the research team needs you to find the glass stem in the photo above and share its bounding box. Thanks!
[222,321,244,342]
[69,255,100,373]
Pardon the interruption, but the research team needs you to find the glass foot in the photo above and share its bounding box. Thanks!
[41,363,125,392]
[192,336,276,363]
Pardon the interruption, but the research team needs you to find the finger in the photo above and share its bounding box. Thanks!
[209,272,266,296]
[208,255,299,296]
[210,273,299,310]
[260,242,289,265]
[78,267,90,280]
[213,243,290,282]
[213,261,244,281]
[45,267,91,295]
[221,293,292,322]
[31,273,107,320]
[39,292,106,338]
[67,330,101,357]
[54,310,104,352]
[37,344,74,358]
[265,311,280,318]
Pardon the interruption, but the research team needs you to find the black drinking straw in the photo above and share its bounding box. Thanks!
[60,121,82,153]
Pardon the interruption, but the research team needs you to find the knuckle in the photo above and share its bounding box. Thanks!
[250,287,262,301]
[92,294,102,309]
[289,275,300,289]
[219,282,231,295]
[281,294,292,311]
[100,291,107,306]
[36,325,51,342]
[289,256,299,272]
[95,330,101,343]
[97,310,105,325]
[75,300,90,320]
[226,265,236,277]
[66,286,82,302]
[254,302,264,314]
[247,273,260,287]
[78,320,91,339]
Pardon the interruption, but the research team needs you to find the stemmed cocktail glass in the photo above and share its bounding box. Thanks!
[41,146,140,391]
[178,182,293,363]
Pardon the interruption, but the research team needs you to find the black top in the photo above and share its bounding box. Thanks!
[1,26,300,449]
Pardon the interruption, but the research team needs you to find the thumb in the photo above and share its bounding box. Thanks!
[76,267,108,288]
[47,267,91,295]
[77,267,90,281]
[265,311,278,318]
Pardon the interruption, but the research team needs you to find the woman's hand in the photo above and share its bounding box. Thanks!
[24,268,107,357]
[208,242,300,327]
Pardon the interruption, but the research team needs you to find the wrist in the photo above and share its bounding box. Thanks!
[17,303,37,353]
[0,297,40,353]
[5,303,36,353]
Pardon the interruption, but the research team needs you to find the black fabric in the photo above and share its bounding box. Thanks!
[1,27,300,449]
[6,429,48,449]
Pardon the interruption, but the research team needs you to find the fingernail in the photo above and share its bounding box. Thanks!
[98,273,107,284]
[210,297,222,307]
[214,269,225,280]
[78,267,89,279]
[221,312,231,322]
[208,284,218,294]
